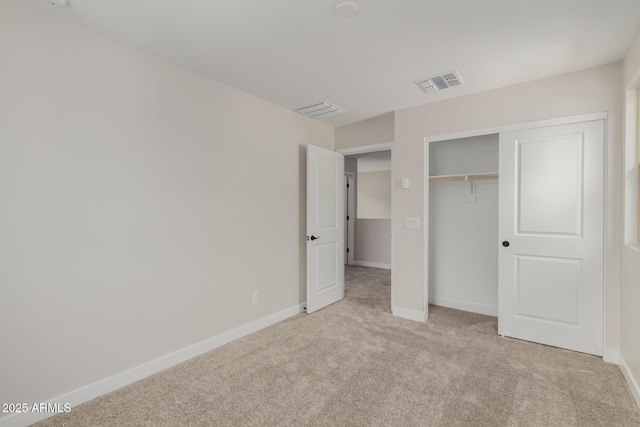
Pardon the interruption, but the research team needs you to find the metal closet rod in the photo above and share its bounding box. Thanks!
[428,172,499,184]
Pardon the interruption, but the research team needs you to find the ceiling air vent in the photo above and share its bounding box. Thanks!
[297,102,346,118]
[415,71,464,94]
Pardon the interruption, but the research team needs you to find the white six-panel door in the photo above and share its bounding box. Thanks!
[307,145,345,313]
[498,120,604,356]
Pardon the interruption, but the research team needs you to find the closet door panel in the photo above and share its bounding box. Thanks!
[498,119,604,356]
[517,134,583,236]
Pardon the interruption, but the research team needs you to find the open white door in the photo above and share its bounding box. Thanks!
[498,119,604,356]
[344,173,355,265]
[307,145,345,313]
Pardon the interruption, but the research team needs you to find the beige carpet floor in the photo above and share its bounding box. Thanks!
[35,265,640,426]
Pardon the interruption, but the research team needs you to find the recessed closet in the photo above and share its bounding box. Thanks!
[428,134,499,316]
[426,116,606,356]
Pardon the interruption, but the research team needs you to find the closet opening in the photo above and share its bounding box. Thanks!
[427,133,499,316]
[425,114,606,356]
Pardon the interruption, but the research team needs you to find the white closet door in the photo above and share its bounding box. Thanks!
[498,119,604,356]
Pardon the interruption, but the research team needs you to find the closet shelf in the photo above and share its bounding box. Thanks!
[429,172,498,183]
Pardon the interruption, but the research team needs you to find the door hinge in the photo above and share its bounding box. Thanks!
[347,215,349,220]
[347,183,350,188]
[346,248,350,253]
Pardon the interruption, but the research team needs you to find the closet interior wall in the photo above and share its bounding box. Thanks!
[428,134,499,316]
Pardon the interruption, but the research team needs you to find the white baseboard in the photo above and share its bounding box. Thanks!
[429,296,498,316]
[603,348,620,364]
[392,306,427,322]
[620,354,640,410]
[352,260,391,270]
[0,303,305,427]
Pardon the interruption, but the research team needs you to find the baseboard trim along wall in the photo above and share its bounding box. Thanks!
[352,261,391,270]
[392,307,427,322]
[428,297,498,317]
[619,354,640,410]
[603,349,620,365]
[0,303,306,427]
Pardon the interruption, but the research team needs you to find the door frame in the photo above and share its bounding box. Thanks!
[423,111,612,360]
[345,172,355,265]
[337,142,394,307]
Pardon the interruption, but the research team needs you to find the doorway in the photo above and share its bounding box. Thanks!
[338,143,393,312]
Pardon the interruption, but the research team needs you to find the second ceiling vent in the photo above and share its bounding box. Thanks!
[297,101,346,118]
[415,71,464,94]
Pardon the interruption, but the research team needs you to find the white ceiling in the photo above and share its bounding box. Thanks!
[23,0,640,127]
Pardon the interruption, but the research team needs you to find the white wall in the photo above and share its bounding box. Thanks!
[357,150,392,172]
[621,28,640,408]
[624,29,640,88]
[429,134,499,176]
[428,135,499,315]
[354,219,392,268]
[335,113,394,148]
[357,171,391,219]
[351,151,392,267]
[0,1,333,422]
[355,170,391,267]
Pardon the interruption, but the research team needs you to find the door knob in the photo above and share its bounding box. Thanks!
[502,241,510,247]
[310,235,320,241]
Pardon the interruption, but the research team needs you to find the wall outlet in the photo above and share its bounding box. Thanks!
[252,290,260,304]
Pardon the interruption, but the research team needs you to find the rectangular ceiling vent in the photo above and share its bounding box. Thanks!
[297,101,346,118]
[415,71,464,94]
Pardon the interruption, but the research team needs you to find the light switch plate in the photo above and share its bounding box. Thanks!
[404,217,420,229]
